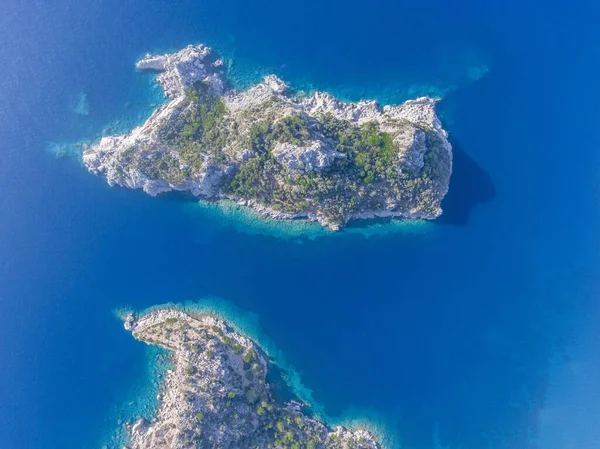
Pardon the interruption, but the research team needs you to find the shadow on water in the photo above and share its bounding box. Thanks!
[158,190,200,204]
[265,360,303,405]
[154,138,495,232]
[438,138,496,226]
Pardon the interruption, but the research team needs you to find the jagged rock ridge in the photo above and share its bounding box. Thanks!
[123,309,382,449]
[84,44,452,230]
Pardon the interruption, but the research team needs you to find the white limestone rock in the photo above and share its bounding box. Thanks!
[237,149,255,161]
[135,55,168,71]
[301,91,382,124]
[137,45,215,98]
[384,97,445,134]
[395,126,427,171]
[224,75,290,112]
[271,141,346,173]
[83,44,453,230]
[121,308,382,449]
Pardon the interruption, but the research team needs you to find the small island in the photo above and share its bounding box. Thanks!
[84,45,452,230]
[122,308,382,449]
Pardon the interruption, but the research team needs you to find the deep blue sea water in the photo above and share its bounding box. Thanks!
[1,1,600,448]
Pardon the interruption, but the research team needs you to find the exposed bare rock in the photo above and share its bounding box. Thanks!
[122,308,382,449]
[272,141,346,173]
[83,44,453,230]
[395,126,427,171]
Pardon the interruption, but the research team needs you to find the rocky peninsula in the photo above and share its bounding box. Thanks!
[122,308,382,449]
[84,45,452,230]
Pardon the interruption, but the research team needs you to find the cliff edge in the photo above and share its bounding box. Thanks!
[122,308,381,449]
[84,45,452,230]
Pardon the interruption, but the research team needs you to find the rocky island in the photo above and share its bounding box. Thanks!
[122,308,382,449]
[84,45,452,230]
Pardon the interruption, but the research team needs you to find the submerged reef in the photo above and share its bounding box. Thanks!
[84,45,452,230]
[122,308,381,449]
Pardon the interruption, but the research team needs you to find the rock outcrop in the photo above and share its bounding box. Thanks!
[123,308,382,449]
[271,141,346,173]
[83,44,453,230]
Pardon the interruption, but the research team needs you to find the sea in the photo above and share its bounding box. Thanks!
[1,0,599,448]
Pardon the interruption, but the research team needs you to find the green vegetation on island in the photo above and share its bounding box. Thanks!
[84,44,452,230]
[124,309,382,449]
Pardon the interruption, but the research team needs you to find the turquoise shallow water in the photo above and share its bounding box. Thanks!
[132,299,401,447]
[0,1,599,448]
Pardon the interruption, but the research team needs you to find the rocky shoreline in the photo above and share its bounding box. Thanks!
[122,308,382,449]
[84,44,452,230]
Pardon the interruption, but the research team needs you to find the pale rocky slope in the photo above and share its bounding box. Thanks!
[123,309,381,449]
[84,45,452,230]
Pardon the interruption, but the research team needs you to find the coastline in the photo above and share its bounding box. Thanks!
[184,199,436,240]
[47,44,453,240]
[115,299,399,448]
[83,44,453,231]
[93,309,174,449]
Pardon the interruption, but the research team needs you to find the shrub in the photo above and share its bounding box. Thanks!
[268,115,310,146]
